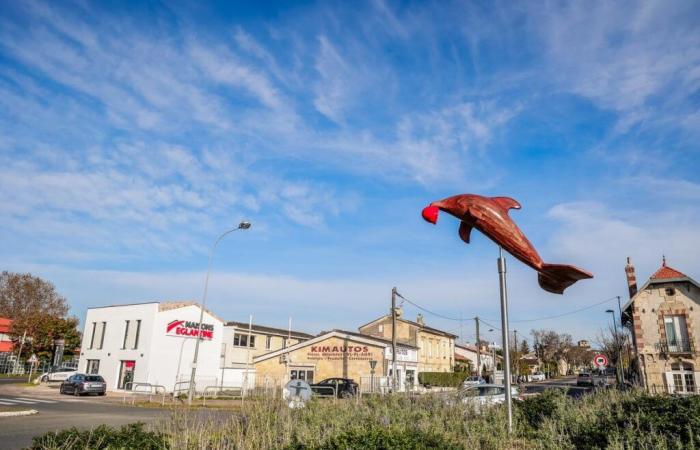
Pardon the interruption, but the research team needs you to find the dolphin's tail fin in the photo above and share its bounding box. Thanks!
[537,263,593,294]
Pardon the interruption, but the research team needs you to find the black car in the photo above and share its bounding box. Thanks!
[310,378,358,398]
[60,374,107,396]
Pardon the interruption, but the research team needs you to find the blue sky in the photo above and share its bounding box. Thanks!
[1,0,699,344]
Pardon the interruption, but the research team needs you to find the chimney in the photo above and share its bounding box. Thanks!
[625,257,638,299]
[416,313,425,326]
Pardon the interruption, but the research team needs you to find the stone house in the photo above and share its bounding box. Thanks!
[359,311,456,373]
[622,257,700,394]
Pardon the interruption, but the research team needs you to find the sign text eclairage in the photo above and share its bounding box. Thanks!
[166,320,214,339]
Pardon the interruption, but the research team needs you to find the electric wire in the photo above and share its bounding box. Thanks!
[394,290,619,328]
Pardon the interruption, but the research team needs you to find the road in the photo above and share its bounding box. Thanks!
[0,391,168,450]
[0,378,26,385]
[520,375,608,398]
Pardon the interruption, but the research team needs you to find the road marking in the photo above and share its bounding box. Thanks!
[0,401,17,405]
[0,398,35,404]
[14,397,57,403]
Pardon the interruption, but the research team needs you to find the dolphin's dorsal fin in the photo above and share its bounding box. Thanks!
[459,221,472,244]
[491,196,521,212]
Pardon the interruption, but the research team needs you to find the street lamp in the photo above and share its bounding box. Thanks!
[606,309,625,385]
[187,221,251,405]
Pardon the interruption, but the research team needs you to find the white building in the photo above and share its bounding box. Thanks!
[78,301,224,392]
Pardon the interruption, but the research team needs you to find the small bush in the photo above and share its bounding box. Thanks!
[28,422,168,450]
[417,372,466,387]
[285,427,462,450]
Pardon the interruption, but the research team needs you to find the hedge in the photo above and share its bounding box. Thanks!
[417,371,466,387]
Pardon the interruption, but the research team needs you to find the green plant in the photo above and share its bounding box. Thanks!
[417,371,466,387]
[28,422,168,450]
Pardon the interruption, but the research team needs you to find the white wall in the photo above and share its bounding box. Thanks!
[148,305,224,392]
[78,302,159,391]
[78,302,224,392]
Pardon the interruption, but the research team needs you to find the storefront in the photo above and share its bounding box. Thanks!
[78,301,224,392]
[253,330,418,391]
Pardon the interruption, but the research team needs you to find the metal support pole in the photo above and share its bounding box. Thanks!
[475,317,481,378]
[497,247,513,434]
[610,310,625,385]
[391,287,397,392]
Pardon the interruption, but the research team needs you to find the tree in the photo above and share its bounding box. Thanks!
[531,329,573,377]
[519,339,530,355]
[0,271,78,360]
[595,324,633,383]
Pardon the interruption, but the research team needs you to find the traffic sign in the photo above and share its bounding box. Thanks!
[28,354,38,364]
[283,380,311,408]
[593,354,608,367]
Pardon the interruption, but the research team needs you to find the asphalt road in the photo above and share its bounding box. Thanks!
[0,378,26,385]
[0,393,168,450]
[521,375,609,398]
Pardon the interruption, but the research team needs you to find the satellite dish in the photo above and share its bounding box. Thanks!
[283,379,311,408]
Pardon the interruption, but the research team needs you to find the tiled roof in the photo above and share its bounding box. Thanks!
[0,317,12,333]
[650,263,688,280]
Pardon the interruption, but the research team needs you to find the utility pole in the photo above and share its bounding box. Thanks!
[497,247,513,433]
[391,287,397,392]
[514,330,518,382]
[475,317,481,378]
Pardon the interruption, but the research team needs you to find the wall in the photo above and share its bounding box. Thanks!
[254,335,387,386]
[632,282,700,392]
[78,303,159,391]
[221,326,305,367]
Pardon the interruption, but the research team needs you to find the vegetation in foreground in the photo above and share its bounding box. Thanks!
[29,389,700,450]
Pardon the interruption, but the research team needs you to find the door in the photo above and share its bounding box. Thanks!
[118,360,136,390]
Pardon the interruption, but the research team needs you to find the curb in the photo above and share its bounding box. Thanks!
[0,409,39,417]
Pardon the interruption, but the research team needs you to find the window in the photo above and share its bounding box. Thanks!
[89,322,97,349]
[266,335,272,350]
[667,363,696,394]
[122,321,130,349]
[86,359,100,375]
[664,315,690,352]
[665,288,676,296]
[233,333,256,348]
[290,369,314,383]
[378,324,384,332]
[122,320,141,350]
[93,322,106,350]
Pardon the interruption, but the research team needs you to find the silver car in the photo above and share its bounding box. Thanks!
[457,384,522,410]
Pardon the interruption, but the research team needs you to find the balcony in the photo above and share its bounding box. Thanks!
[656,339,695,356]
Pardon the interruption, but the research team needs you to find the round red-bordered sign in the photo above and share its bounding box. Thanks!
[593,354,608,367]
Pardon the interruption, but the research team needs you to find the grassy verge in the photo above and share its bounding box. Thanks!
[28,389,700,449]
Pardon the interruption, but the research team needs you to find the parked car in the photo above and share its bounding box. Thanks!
[59,374,107,396]
[456,384,522,410]
[39,366,78,382]
[461,376,486,388]
[310,378,358,398]
[576,372,595,387]
[530,372,546,382]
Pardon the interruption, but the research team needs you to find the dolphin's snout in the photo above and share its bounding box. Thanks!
[422,205,439,224]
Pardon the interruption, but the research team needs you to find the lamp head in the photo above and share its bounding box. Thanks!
[238,221,252,230]
[606,309,614,314]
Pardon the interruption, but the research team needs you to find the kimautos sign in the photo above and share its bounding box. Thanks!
[166,320,214,340]
[307,344,373,361]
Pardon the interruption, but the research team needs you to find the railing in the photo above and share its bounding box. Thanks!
[122,382,167,405]
[656,339,695,355]
[310,384,337,402]
[202,385,243,405]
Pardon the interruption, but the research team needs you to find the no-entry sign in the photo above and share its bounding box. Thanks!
[593,354,608,367]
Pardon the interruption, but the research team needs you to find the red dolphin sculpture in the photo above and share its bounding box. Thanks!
[422,194,592,294]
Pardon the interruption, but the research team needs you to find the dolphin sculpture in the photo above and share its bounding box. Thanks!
[422,193,592,294]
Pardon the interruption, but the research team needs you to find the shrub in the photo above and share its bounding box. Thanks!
[285,427,462,450]
[417,372,466,387]
[28,422,168,450]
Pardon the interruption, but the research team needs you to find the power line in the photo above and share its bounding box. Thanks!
[483,296,619,323]
[394,290,620,328]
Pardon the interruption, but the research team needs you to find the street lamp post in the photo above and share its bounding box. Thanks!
[187,221,251,405]
[606,309,625,386]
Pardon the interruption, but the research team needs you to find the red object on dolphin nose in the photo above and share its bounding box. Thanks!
[422,205,439,224]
